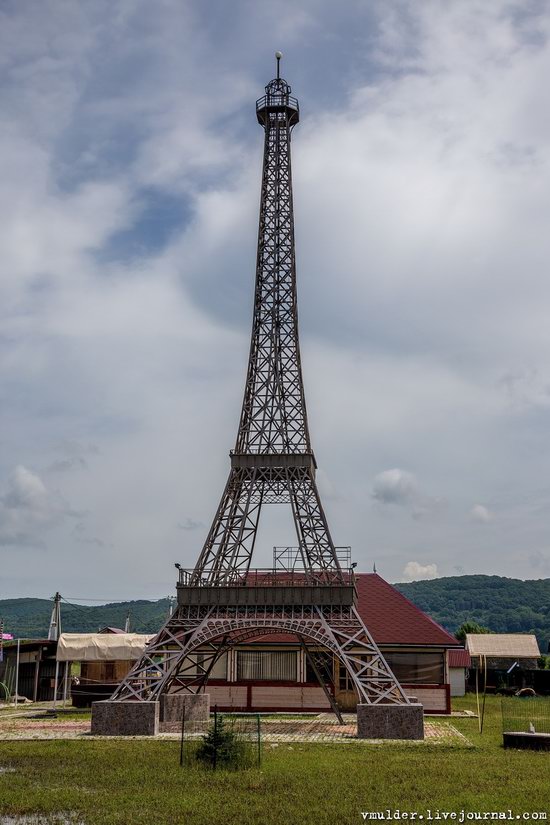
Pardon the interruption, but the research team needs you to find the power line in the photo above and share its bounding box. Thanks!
[62,596,169,603]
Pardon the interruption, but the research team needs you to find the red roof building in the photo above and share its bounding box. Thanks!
[355,574,459,647]
[189,573,460,714]
[448,648,472,669]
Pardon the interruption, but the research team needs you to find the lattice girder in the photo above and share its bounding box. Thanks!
[110,603,408,706]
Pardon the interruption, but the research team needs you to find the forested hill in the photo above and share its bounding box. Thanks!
[0,597,171,639]
[394,575,550,649]
[1,575,550,649]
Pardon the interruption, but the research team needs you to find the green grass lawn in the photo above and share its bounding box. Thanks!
[0,695,548,825]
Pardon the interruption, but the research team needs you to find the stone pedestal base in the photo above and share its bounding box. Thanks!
[159,693,210,732]
[91,700,159,736]
[357,703,424,740]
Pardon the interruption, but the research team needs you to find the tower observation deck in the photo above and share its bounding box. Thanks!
[256,77,299,127]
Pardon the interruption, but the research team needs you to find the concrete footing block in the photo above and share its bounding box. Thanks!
[159,693,210,732]
[91,700,159,736]
[503,732,550,750]
[160,692,210,722]
[357,703,424,740]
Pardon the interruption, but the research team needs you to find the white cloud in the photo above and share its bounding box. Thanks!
[0,466,74,547]
[1,1,550,595]
[3,466,49,512]
[402,561,439,581]
[372,469,418,505]
[470,505,494,524]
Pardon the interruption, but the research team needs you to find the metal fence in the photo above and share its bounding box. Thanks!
[180,709,261,770]
[501,697,550,734]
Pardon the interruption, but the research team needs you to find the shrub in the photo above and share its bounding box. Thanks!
[195,714,246,769]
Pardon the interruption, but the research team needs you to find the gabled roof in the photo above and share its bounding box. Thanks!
[448,648,472,668]
[1,639,57,656]
[466,633,540,658]
[355,574,460,647]
[243,573,459,648]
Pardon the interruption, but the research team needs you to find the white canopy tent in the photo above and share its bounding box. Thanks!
[56,633,154,662]
[53,633,154,707]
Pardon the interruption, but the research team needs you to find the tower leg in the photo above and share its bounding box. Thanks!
[191,469,263,584]
[314,606,410,705]
[289,474,341,577]
[298,635,344,723]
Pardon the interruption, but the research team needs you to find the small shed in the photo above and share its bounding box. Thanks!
[466,634,540,670]
[0,640,57,701]
[448,648,471,696]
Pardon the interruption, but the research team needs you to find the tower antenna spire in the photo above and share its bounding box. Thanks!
[275,50,282,80]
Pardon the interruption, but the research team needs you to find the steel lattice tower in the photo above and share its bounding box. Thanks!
[111,56,410,711]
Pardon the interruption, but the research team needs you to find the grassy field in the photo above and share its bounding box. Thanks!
[0,695,548,825]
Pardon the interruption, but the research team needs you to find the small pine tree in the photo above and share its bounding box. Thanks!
[195,714,245,769]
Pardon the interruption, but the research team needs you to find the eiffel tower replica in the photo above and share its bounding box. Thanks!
[100,55,423,739]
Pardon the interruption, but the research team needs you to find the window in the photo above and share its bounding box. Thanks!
[305,651,333,684]
[237,651,297,681]
[103,662,116,682]
[337,656,365,691]
[180,651,227,680]
[384,652,444,684]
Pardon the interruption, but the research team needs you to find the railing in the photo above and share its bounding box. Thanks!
[256,93,299,113]
[177,567,355,588]
[273,546,352,571]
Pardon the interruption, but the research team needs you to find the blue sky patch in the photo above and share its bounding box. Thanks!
[96,187,192,263]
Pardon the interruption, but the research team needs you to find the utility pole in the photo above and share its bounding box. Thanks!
[48,592,62,707]
[14,639,20,707]
[48,592,62,641]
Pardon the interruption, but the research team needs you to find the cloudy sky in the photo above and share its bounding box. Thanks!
[2,0,550,602]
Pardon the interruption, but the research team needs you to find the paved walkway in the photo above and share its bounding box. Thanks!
[0,708,471,746]
[259,718,470,745]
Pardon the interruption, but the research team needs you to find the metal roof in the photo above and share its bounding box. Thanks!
[448,648,472,668]
[465,633,540,658]
[245,574,460,647]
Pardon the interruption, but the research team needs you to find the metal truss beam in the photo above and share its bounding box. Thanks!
[111,603,409,706]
